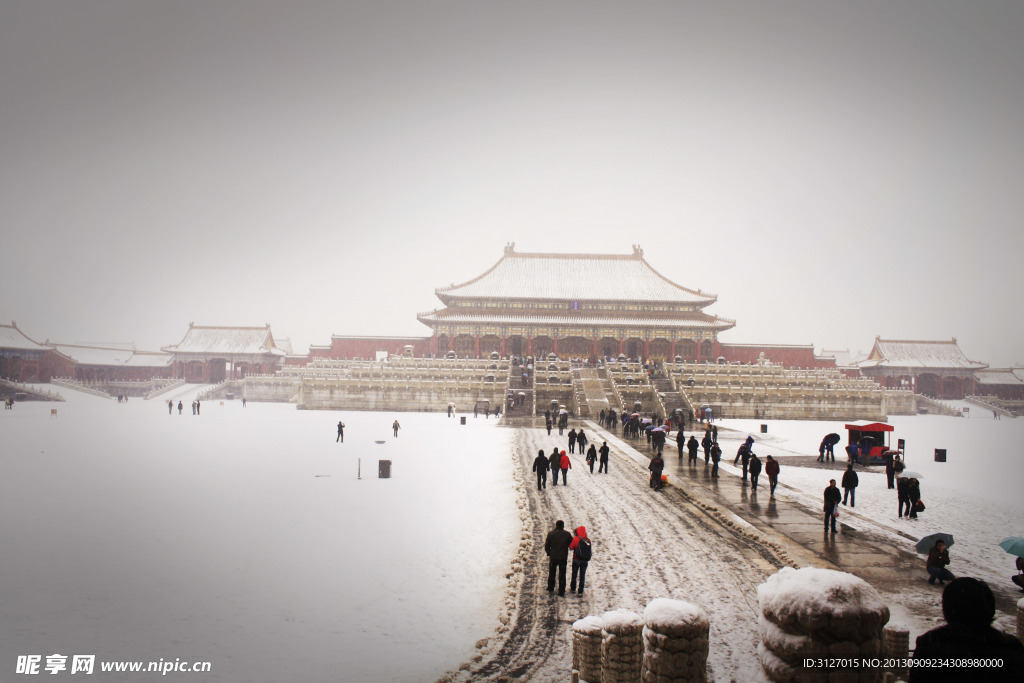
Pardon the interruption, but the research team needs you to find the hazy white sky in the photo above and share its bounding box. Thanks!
[2,1,1021,365]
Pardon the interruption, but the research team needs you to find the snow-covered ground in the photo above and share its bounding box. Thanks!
[4,387,1022,682]
[0,386,517,682]
[713,415,1024,627]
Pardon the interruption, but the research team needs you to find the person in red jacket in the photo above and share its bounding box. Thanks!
[560,450,572,486]
[765,455,781,496]
[569,526,592,595]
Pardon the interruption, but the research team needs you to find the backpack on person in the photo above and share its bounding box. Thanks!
[577,539,592,563]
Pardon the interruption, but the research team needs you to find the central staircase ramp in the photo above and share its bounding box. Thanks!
[574,367,611,418]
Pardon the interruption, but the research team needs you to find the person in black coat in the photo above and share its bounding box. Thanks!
[649,453,665,490]
[585,444,598,473]
[532,449,549,490]
[841,463,859,507]
[687,435,699,464]
[567,428,578,454]
[885,454,896,489]
[676,428,685,458]
[824,479,842,533]
[910,577,1024,682]
[897,475,911,518]
[907,478,921,518]
[549,448,561,486]
[701,432,713,464]
[544,520,574,596]
[598,442,610,473]
[748,453,762,490]
[576,429,588,454]
[710,444,721,478]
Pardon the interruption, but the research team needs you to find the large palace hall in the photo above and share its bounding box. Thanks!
[416,244,734,361]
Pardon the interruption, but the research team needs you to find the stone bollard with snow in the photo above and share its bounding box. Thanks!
[602,609,644,683]
[882,623,909,678]
[757,567,890,682]
[641,598,709,683]
[573,615,604,682]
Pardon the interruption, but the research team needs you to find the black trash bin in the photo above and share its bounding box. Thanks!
[760,424,768,433]
[460,416,466,425]
[379,460,392,478]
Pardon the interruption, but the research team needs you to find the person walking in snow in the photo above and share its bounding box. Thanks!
[710,443,721,478]
[336,421,345,443]
[701,432,713,464]
[545,520,574,596]
[907,477,921,519]
[545,416,552,435]
[177,401,183,415]
[749,453,762,490]
[598,442,610,473]
[567,428,578,454]
[576,428,588,455]
[569,526,592,595]
[687,435,699,464]
[168,400,173,415]
[841,462,859,507]
[392,420,401,438]
[897,475,911,518]
[649,453,665,490]
[585,443,597,473]
[532,449,549,491]
[549,448,561,486]
[676,428,685,458]
[824,479,842,533]
[737,445,752,482]
[765,455,780,496]
[885,454,897,489]
[559,450,573,486]
[196,400,200,415]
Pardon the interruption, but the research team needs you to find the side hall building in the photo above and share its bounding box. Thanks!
[163,324,285,383]
[416,244,735,361]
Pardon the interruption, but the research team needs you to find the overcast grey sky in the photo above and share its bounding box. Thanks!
[2,1,1021,365]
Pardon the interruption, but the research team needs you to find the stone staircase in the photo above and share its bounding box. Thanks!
[573,367,612,419]
[651,376,691,421]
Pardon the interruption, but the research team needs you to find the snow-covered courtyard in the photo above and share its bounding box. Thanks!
[1,386,517,681]
[3,386,1022,682]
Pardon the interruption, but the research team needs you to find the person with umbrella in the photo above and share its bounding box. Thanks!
[998,537,1024,591]
[925,538,955,586]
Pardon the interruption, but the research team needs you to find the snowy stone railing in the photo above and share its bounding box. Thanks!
[145,379,185,400]
[572,600,710,683]
[0,378,65,401]
[642,598,709,682]
[50,377,112,399]
[756,567,889,682]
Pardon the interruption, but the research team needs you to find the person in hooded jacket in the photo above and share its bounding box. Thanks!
[532,449,549,490]
[909,577,1024,682]
[569,526,592,595]
[544,520,574,595]
[559,450,573,485]
[549,447,561,486]
[841,463,859,507]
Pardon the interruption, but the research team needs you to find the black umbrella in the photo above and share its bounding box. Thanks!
[824,433,841,446]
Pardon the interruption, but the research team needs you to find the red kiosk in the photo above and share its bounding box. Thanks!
[844,421,896,464]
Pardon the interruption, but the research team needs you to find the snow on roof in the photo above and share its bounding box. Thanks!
[163,325,284,356]
[643,598,708,632]
[0,323,50,351]
[52,344,172,367]
[436,245,718,305]
[600,609,644,634]
[860,338,987,370]
[417,310,734,330]
[757,567,889,628]
[973,368,1024,386]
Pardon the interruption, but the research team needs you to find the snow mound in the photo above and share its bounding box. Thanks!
[643,598,708,635]
[572,615,604,636]
[601,609,644,635]
[757,567,889,638]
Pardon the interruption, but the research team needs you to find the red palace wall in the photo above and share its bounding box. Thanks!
[718,344,836,369]
[315,336,432,360]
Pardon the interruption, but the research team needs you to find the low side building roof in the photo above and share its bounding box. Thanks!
[973,368,1024,386]
[163,324,285,356]
[859,338,987,370]
[0,322,50,351]
[52,344,172,368]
